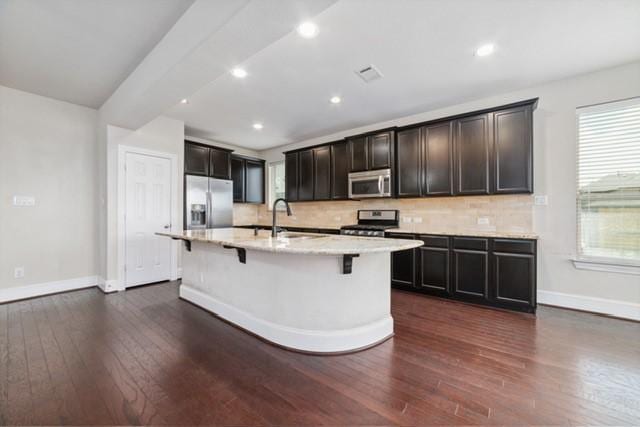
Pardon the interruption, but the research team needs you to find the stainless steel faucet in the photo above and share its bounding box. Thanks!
[271,198,292,237]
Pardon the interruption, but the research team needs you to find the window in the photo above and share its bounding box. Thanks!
[268,161,286,210]
[577,97,640,265]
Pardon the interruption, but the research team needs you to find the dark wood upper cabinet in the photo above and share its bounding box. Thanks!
[396,127,422,197]
[313,146,331,200]
[369,131,393,170]
[210,147,231,179]
[231,155,264,204]
[245,159,265,203]
[348,136,369,172]
[185,143,209,176]
[298,149,314,201]
[285,152,299,202]
[231,156,245,202]
[424,122,453,196]
[330,142,349,200]
[493,105,533,193]
[454,114,492,195]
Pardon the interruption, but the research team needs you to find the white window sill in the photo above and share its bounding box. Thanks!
[572,258,640,276]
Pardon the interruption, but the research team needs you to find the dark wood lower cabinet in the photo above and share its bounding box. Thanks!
[388,233,416,289]
[390,233,536,313]
[452,249,489,300]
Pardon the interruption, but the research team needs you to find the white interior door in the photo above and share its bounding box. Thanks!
[125,152,172,287]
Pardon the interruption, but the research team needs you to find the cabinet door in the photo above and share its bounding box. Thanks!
[313,146,331,200]
[349,136,369,172]
[210,148,231,179]
[452,249,489,300]
[418,246,450,296]
[231,156,245,202]
[369,131,393,170]
[396,128,422,197]
[387,233,416,289]
[184,143,209,176]
[492,252,535,309]
[424,122,453,195]
[331,142,349,199]
[493,105,533,193]
[298,149,314,201]
[454,114,491,195]
[245,159,264,203]
[285,152,299,201]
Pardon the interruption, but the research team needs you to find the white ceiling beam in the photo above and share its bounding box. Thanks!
[99,0,337,130]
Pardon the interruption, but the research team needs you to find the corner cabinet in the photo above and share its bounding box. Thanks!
[492,104,534,193]
[230,155,265,204]
[389,232,536,313]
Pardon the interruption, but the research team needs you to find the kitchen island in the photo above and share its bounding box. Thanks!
[157,228,422,354]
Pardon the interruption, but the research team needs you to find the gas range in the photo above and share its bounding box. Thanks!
[340,210,399,238]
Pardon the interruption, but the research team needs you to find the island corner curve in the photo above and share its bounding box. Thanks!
[157,228,423,354]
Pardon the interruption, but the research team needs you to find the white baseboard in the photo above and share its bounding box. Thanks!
[538,290,640,321]
[180,285,394,353]
[97,277,125,293]
[0,276,98,303]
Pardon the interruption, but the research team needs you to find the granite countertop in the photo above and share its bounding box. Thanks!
[385,228,538,240]
[157,228,423,255]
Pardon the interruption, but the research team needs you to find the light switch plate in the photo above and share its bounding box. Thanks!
[14,267,24,279]
[535,195,548,206]
[402,217,412,223]
[13,195,35,206]
[413,217,423,223]
[477,217,490,225]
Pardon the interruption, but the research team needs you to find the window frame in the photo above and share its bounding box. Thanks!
[267,160,286,211]
[574,97,640,272]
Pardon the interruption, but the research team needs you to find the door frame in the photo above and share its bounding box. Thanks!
[117,145,180,288]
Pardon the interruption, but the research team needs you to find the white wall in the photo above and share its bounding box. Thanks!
[103,116,185,290]
[260,61,640,317]
[0,85,99,296]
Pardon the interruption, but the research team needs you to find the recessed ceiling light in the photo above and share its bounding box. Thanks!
[475,43,495,57]
[231,67,248,78]
[330,96,341,104]
[252,123,263,130]
[180,98,189,104]
[297,21,318,38]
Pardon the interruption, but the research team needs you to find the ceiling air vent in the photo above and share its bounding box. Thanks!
[355,64,383,83]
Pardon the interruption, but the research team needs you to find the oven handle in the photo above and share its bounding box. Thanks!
[378,176,383,195]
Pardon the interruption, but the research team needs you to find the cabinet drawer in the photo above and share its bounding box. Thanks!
[419,235,449,248]
[453,237,488,251]
[493,239,535,254]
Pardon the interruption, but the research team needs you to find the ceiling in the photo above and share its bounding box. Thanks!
[0,0,194,108]
[167,0,640,150]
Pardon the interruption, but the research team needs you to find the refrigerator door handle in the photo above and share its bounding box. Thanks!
[206,191,212,228]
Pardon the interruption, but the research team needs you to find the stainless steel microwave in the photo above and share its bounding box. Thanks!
[348,169,392,199]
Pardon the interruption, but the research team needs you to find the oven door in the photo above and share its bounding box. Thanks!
[348,169,391,199]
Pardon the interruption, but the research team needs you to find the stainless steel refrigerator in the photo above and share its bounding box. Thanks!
[185,175,233,230]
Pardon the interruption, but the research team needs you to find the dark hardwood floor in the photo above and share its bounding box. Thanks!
[1,281,639,425]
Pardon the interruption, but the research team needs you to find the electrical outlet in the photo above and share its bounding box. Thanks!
[413,217,423,223]
[535,195,548,206]
[13,196,35,206]
[402,217,412,223]
[14,267,24,279]
[477,217,490,225]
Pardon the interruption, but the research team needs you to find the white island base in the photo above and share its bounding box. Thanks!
[180,241,393,354]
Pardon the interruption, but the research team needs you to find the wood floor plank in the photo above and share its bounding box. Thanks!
[2,281,640,426]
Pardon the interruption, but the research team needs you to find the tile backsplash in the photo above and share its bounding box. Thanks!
[234,195,533,234]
